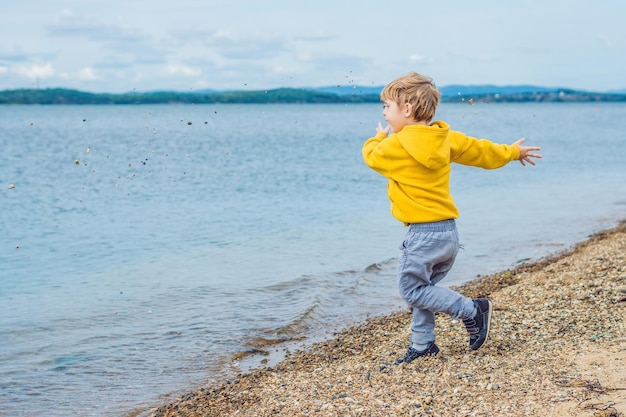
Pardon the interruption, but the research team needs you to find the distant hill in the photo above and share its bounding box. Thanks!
[1,85,626,105]
[309,84,565,98]
[301,85,626,103]
[438,84,563,97]
[305,85,383,96]
[0,88,375,105]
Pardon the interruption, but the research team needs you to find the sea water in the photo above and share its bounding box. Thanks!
[1,102,625,416]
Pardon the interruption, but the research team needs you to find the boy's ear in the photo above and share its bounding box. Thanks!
[403,102,413,116]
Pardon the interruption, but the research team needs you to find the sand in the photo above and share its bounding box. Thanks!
[148,221,625,417]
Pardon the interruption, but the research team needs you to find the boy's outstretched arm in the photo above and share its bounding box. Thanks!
[513,138,542,166]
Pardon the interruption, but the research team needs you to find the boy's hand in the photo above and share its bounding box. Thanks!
[376,122,390,135]
[512,138,542,166]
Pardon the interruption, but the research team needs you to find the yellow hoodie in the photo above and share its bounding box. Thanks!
[362,121,520,224]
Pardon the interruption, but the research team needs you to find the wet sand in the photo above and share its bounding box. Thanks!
[148,221,625,417]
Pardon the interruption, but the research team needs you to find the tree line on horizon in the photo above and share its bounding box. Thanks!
[1,87,625,105]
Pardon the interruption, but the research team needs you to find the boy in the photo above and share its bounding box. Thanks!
[362,72,541,364]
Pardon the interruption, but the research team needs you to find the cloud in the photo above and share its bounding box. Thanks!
[308,54,370,74]
[217,40,286,60]
[166,65,202,77]
[2,0,622,92]
[17,63,55,79]
[0,48,56,64]
[95,43,169,68]
[294,33,336,43]
[78,67,97,80]
[180,29,289,61]
[409,54,434,65]
[0,66,7,75]
[0,50,31,63]
[43,8,172,81]
[47,9,145,43]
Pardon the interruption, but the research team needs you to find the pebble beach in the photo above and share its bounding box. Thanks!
[147,221,626,417]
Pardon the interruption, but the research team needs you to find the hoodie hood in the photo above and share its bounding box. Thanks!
[396,120,450,169]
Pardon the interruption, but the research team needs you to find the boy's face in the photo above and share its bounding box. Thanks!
[382,99,413,133]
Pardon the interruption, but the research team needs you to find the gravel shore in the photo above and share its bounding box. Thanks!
[149,221,625,417]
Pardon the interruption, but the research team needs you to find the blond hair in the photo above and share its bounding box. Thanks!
[380,72,440,122]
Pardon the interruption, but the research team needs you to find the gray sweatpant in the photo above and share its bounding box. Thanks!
[397,219,475,346]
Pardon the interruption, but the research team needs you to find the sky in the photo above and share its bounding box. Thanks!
[1,0,625,93]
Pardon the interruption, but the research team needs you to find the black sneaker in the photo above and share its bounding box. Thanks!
[395,342,439,365]
[463,298,492,350]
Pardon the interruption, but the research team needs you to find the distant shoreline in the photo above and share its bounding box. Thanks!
[2,86,626,105]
